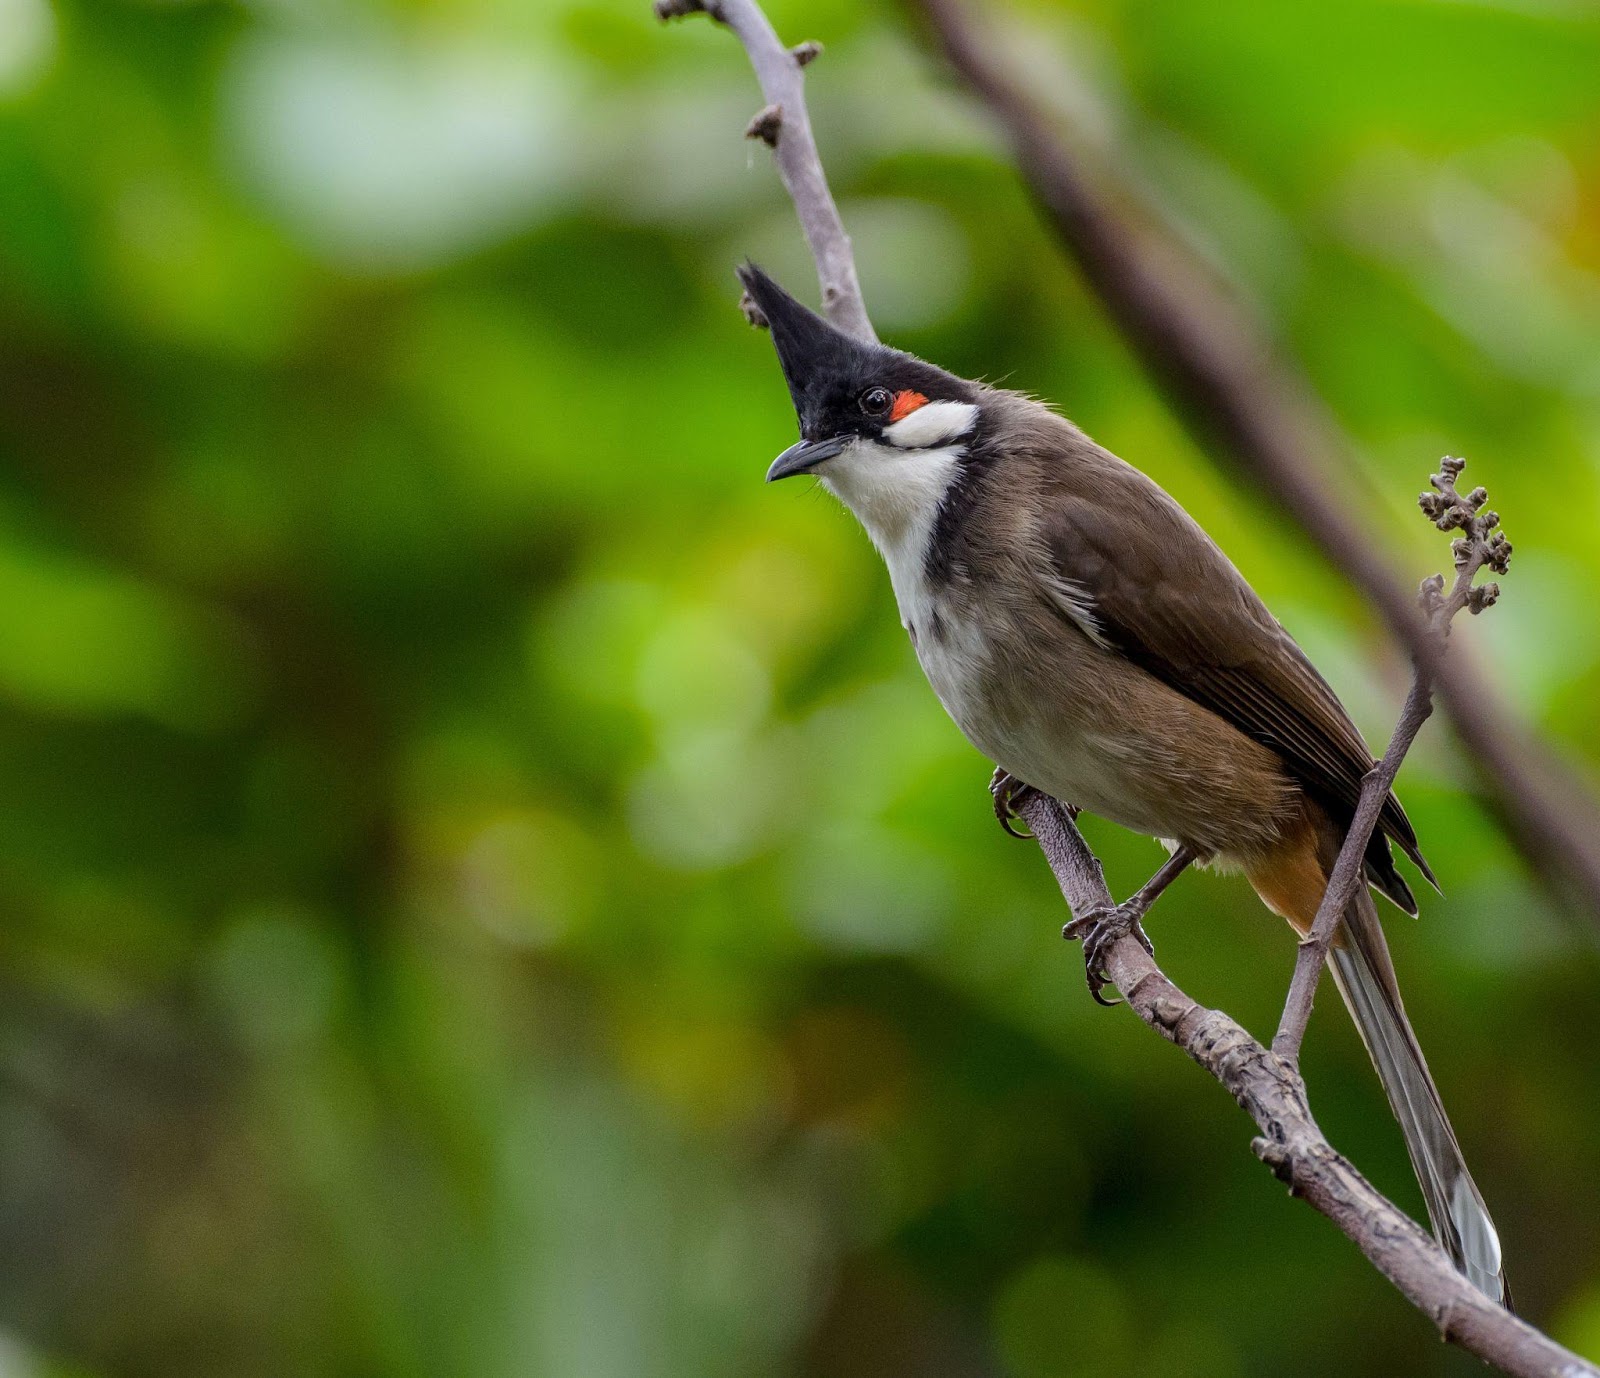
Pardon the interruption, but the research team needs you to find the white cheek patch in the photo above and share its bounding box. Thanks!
[883,400,978,450]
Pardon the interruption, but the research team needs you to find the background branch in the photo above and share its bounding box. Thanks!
[906,0,1600,932]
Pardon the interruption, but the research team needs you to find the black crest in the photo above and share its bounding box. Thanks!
[737,263,973,442]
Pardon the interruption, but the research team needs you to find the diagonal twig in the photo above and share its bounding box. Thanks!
[655,0,876,344]
[1275,459,1513,1059]
[1019,793,1595,1378]
[905,0,1600,932]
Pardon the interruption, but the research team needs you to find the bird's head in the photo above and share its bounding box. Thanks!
[739,264,981,492]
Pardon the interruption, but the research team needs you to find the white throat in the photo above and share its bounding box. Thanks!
[808,399,993,754]
[820,436,965,609]
[811,397,978,619]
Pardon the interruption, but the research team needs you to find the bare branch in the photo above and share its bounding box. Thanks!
[656,0,876,343]
[1019,792,1597,1378]
[1275,458,1512,1059]
[907,0,1600,929]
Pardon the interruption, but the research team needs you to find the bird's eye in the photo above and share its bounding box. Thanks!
[860,386,893,416]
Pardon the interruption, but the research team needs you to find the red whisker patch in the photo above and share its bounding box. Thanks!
[889,390,929,423]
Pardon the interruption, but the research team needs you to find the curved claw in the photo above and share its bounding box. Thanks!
[989,767,1039,839]
[998,809,1031,840]
[1063,902,1155,1007]
[1088,972,1121,1007]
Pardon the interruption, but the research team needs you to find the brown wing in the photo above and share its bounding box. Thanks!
[1036,442,1432,901]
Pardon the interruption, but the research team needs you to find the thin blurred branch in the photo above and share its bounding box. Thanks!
[1275,460,1512,1060]
[905,0,1600,933]
[657,1,1600,1370]
[654,0,876,344]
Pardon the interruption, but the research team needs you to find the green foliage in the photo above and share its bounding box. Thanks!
[0,0,1597,1374]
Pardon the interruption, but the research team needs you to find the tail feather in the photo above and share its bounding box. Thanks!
[1330,887,1510,1307]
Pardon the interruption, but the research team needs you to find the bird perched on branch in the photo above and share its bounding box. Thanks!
[740,262,1507,1306]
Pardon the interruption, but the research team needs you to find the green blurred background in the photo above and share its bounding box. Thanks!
[1,0,1598,1373]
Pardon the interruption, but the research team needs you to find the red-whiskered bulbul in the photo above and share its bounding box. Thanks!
[740,262,1508,1305]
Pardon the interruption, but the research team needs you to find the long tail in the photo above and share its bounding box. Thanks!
[1247,816,1510,1306]
[1328,886,1509,1306]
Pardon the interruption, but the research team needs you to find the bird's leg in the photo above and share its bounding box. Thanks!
[1064,846,1197,1006]
[990,766,1046,838]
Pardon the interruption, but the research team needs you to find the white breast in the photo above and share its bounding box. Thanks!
[820,437,994,729]
[816,436,1150,823]
[820,437,960,628]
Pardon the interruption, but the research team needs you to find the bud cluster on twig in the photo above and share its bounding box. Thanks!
[1418,456,1512,619]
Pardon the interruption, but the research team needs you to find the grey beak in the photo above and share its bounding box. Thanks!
[766,435,845,482]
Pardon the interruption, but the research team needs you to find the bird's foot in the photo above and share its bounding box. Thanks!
[1063,899,1156,1007]
[989,767,1041,838]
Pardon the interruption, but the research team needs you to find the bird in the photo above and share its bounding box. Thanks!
[739,261,1508,1306]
